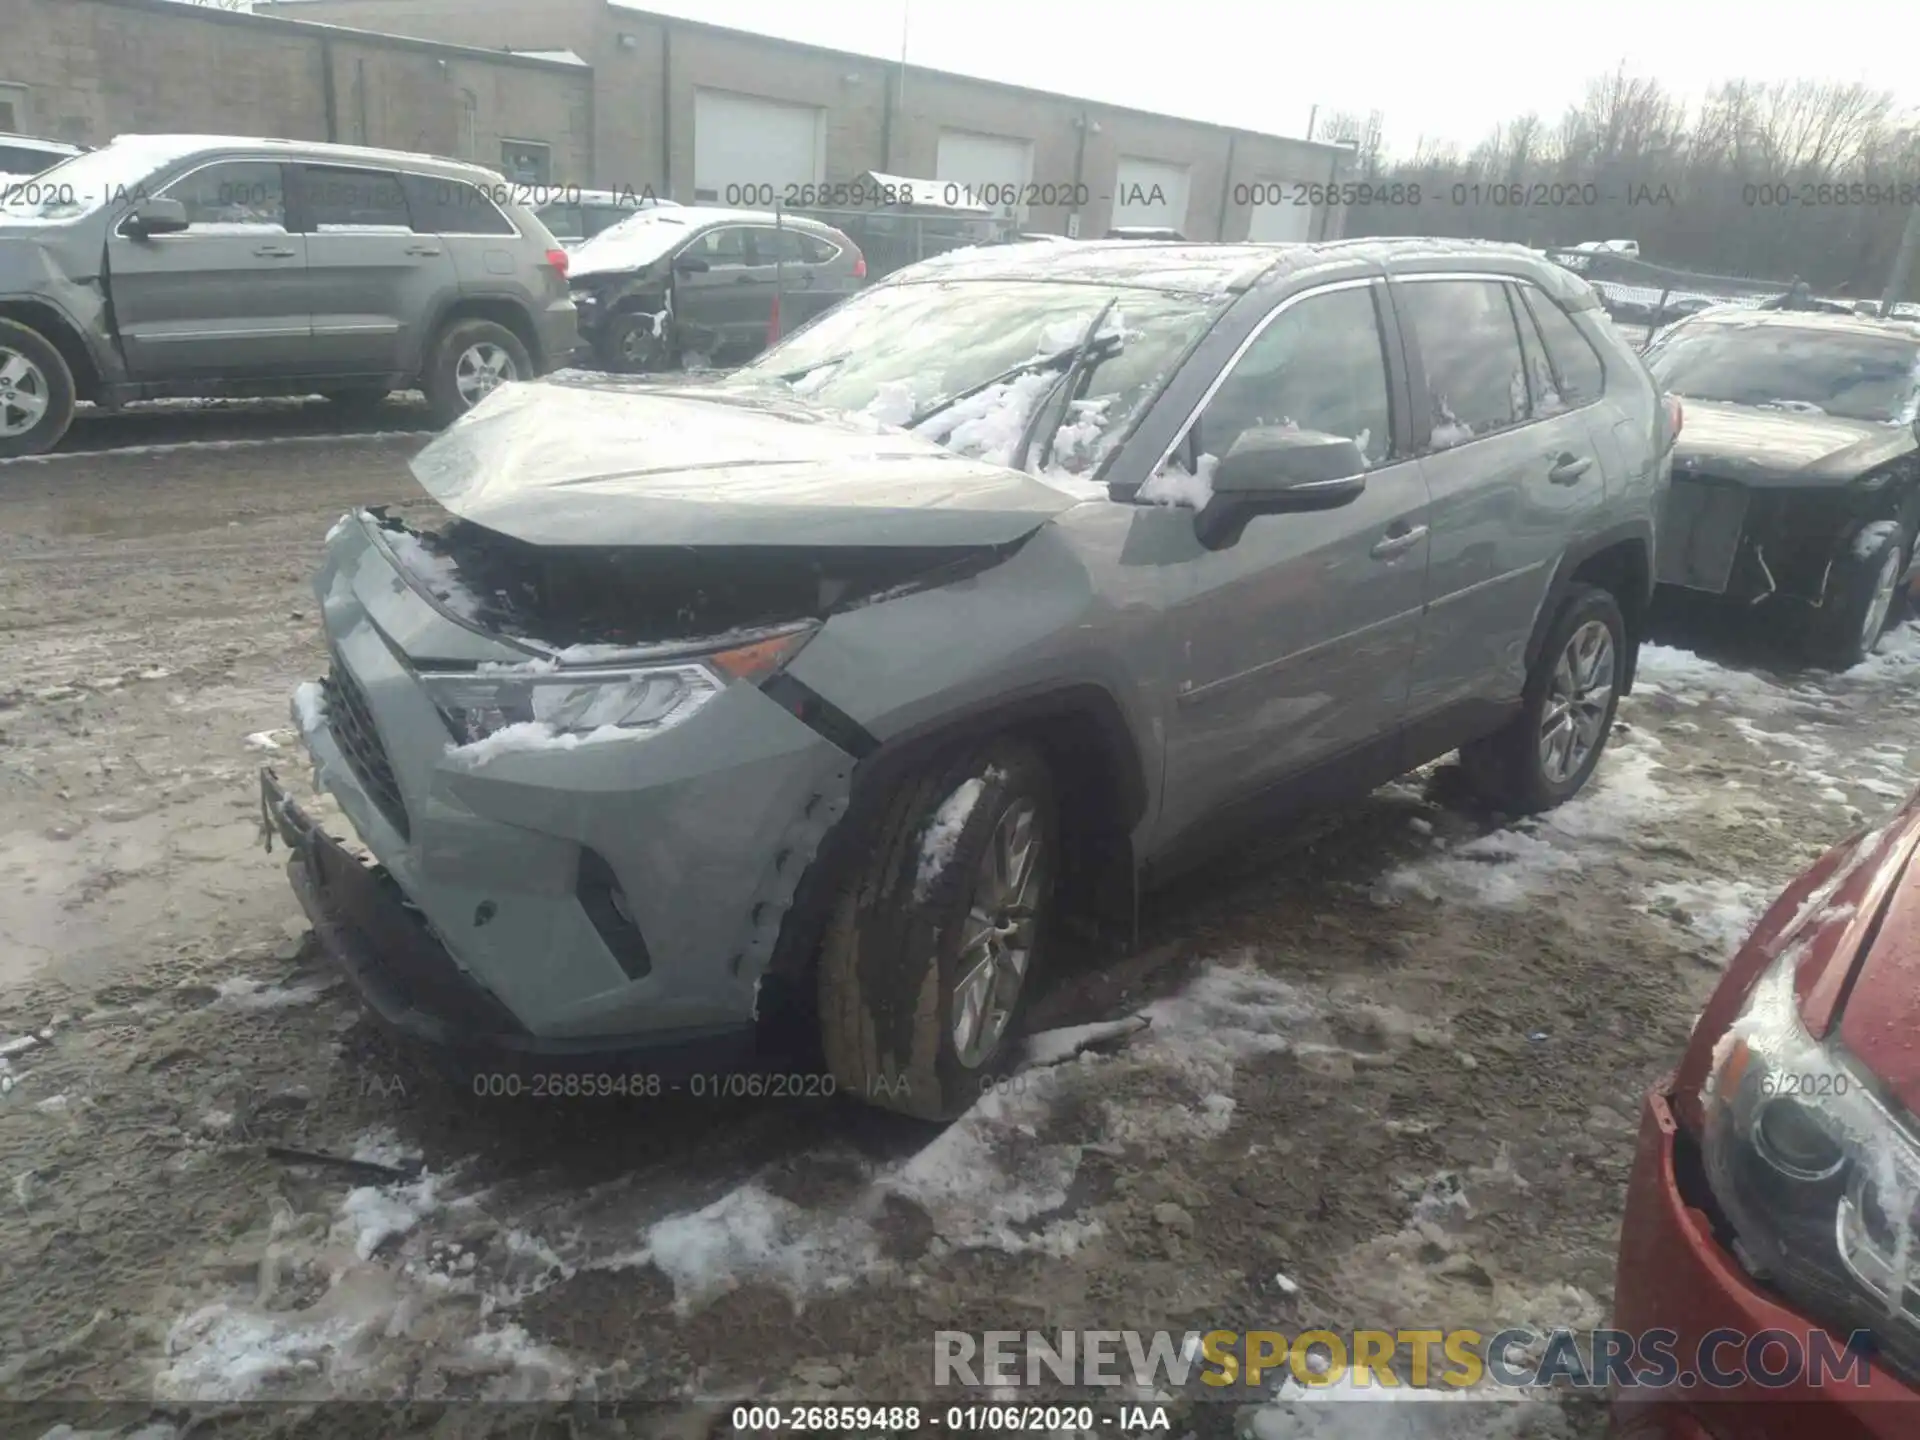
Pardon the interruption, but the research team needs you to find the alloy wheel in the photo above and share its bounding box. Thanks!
[0,348,50,439]
[950,797,1045,1069]
[1862,547,1903,651]
[453,342,518,408]
[1539,619,1616,785]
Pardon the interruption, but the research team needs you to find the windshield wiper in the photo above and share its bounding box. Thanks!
[1012,298,1120,473]
[773,352,851,383]
[905,304,1123,431]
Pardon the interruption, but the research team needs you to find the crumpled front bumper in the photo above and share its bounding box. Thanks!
[281,514,858,1056]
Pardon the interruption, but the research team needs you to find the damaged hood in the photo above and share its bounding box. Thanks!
[1672,399,1916,486]
[408,379,1085,547]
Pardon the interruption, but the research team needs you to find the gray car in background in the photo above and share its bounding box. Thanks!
[534,188,680,247]
[565,205,863,371]
[265,238,1672,1120]
[0,134,578,456]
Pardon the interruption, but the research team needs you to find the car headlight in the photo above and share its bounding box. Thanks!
[1701,905,1920,1374]
[420,630,813,748]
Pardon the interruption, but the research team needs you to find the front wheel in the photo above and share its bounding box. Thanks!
[818,740,1058,1121]
[1809,524,1908,670]
[0,318,77,459]
[598,308,671,373]
[1461,584,1627,814]
[423,320,531,427]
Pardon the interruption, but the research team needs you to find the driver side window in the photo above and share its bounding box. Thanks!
[686,226,749,265]
[1188,286,1394,472]
[158,161,287,233]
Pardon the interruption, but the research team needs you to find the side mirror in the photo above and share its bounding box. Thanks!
[672,254,710,275]
[121,198,189,238]
[1195,426,1368,550]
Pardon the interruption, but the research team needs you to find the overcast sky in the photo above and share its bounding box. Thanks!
[616,0,1919,154]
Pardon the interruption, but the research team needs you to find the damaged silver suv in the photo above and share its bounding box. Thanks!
[262,239,1674,1120]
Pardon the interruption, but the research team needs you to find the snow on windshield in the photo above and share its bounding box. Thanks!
[568,212,696,278]
[0,136,211,221]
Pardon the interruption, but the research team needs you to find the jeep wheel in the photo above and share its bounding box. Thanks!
[1461,584,1626,815]
[0,319,77,459]
[1810,524,1908,671]
[818,740,1057,1122]
[423,320,530,427]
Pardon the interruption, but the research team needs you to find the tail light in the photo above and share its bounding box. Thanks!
[1661,393,1683,447]
[852,250,867,280]
[544,247,570,278]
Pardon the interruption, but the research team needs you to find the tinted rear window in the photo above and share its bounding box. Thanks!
[0,144,65,174]
[1522,289,1607,406]
[402,174,517,236]
[1397,278,1529,446]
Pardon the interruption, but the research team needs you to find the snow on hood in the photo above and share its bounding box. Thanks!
[408,379,1084,548]
[566,210,699,279]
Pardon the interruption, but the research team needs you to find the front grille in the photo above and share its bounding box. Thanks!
[321,653,410,840]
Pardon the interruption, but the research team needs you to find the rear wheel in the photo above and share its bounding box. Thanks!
[1461,584,1626,814]
[1810,524,1908,670]
[818,740,1057,1121]
[0,318,77,459]
[423,319,531,427]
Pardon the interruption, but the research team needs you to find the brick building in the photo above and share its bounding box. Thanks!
[4,0,1351,242]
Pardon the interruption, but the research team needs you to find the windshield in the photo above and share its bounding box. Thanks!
[733,279,1226,477]
[569,210,698,276]
[1646,322,1920,424]
[0,136,203,221]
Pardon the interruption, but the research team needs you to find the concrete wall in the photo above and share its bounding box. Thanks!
[3,0,593,182]
[258,0,1351,240]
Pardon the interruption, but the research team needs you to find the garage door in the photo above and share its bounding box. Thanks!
[693,90,823,206]
[936,130,1033,221]
[1246,183,1316,242]
[1111,157,1191,233]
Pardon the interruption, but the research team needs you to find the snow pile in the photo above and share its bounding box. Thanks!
[912,370,1058,466]
[379,526,484,619]
[211,975,329,1011]
[914,776,988,899]
[1643,877,1774,961]
[1380,728,1677,907]
[338,1171,446,1260]
[290,680,327,735]
[443,719,634,766]
[1137,452,1218,509]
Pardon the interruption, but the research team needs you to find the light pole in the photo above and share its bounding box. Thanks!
[1881,201,1920,318]
[897,0,910,122]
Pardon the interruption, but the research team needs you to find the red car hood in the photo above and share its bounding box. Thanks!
[1832,831,1920,1109]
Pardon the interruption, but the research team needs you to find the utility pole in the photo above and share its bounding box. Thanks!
[896,0,910,124]
[1881,201,1920,318]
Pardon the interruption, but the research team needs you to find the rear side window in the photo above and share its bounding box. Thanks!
[303,166,410,231]
[1397,278,1529,448]
[798,232,840,263]
[0,143,63,174]
[1521,289,1607,407]
[402,174,517,236]
[747,227,809,265]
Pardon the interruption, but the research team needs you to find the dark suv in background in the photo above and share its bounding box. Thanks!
[0,134,578,457]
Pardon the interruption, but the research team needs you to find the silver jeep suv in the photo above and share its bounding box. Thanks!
[0,134,578,456]
[264,238,1674,1120]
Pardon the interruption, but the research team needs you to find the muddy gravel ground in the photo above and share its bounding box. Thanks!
[6,414,1920,1439]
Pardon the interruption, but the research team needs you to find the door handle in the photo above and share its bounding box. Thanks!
[404,244,443,257]
[1548,453,1593,485]
[253,245,297,259]
[1370,523,1428,559]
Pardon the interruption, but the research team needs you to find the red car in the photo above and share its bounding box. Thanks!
[1614,792,1920,1436]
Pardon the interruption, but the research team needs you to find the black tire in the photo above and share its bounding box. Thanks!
[1808,524,1908,671]
[1460,584,1627,815]
[818,739,1058,1122]
[321,386,391,412]
[598,308,670,373]
[422,319,532,427]
[0,318,77,459]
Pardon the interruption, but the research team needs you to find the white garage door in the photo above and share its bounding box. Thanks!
[936,130,1033,221]
[1246,183,1316,243]
[1111,157,1191,233]
[693,89,823,205]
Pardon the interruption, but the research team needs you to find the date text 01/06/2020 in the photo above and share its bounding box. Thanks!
[464,1070,966,1101]
[729,1403,1175,1433]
